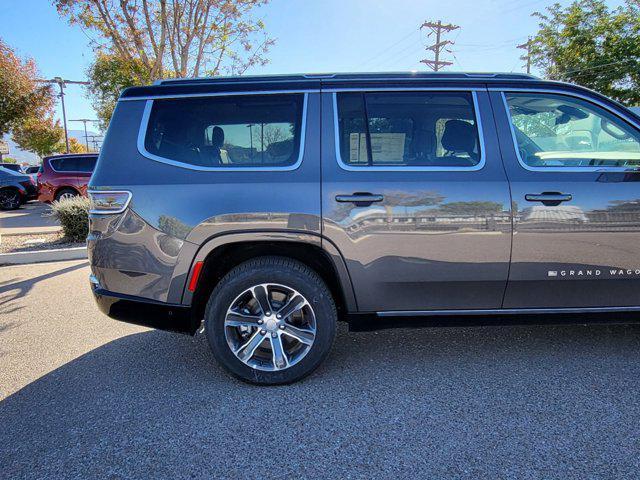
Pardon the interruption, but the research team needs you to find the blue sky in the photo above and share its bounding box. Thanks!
[0,0,623,135]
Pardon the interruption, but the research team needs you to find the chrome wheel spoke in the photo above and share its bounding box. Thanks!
[251,285,272,315]
[270,334,289,369]
[235,331,266,362]
[225,311,262,328]
[277,294,306,320]
[225,282,317,371]
[282,324,315,346]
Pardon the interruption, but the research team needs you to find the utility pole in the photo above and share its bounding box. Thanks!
[420,20,459,72]
[69,119,97,151]
[86,135,104,152]
[36,77,90,154]
[517,38,533,74]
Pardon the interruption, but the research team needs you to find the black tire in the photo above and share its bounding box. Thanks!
[54,188,79,202]
[204,256,337,385]
[0,188,22,210]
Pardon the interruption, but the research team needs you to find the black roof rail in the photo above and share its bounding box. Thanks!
[153,71,539,86]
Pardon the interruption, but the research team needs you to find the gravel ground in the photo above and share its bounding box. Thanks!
[1,260,640,479]
[0,232,83,253]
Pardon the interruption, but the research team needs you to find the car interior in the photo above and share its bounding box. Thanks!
[338,92,481,167]
[145,95,302,167]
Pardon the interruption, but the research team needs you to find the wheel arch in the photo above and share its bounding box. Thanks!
[54,186,80,199]
[180,232,357,329]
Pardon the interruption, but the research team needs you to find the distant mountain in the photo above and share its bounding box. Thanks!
[1,129,101,165]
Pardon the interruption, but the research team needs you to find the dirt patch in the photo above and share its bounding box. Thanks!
[0,232,85,254]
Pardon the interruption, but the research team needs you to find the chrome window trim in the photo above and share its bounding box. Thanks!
[332,90,486,172]
[136,93,309,172]
[325,86,485,93]
[87,190,132,215]
[498,88,640,173]
[122,89,315,102]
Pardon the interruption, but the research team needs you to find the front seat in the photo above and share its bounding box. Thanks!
[201,126,225,165]
[440,120,478,164]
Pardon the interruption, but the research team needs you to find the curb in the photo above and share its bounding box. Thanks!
[1,227,62,236]
[0,246,87,265]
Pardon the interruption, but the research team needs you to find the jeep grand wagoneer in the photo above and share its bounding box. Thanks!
[88,72,640,384]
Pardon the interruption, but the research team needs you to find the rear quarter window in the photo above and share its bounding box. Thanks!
[50,158,75,172]
[142,93,305,169]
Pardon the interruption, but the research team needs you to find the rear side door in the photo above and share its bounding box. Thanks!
[49,156,81,190]
[321,86,512,313]
[74,156,97,194]
[490,87,640,308]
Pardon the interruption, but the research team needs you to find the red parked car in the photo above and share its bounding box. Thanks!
[37,153,98,202]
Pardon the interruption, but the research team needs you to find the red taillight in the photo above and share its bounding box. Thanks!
[188,261,204,292]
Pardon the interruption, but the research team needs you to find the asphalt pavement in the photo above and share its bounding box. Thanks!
[0,201,60,234]
[1,260,640,479]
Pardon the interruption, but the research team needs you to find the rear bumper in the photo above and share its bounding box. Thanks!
[90,276,197,334]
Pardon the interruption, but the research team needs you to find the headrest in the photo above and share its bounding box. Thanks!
[441,120,476,154]
[211,126,224,148]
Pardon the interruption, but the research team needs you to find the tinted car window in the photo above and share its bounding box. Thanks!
[337,92,481,167]
[0,163,22,172]
[144,94,304,168]
[505,92,640,168]
[50,157,78,172]
[76,156,97,172]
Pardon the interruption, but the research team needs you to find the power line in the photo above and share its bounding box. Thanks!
[420,20,459,72]
[500,0,547,15]
[559,58,638,75]
[357,28,418,69]
[69,119,98,151]
[371,37,423,70]
[36,77,90,154]
[517,37,533,74]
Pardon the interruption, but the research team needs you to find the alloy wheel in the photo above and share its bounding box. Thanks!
[58,192,76,201]
[224,283,317,371]
[0,190,20,209]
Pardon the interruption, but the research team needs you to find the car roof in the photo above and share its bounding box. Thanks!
[120,71,559,100]
[118,71,637,119]
[153,71,538,85]
[43,153,99,160]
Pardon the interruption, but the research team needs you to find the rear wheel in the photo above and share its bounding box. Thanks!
[55,188,78,201]
[204,257,337,385]
[0,188,22,210]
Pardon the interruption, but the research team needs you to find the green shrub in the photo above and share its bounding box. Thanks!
[51,196,90,242]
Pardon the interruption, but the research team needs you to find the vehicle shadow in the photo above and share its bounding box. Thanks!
[0,262,88,316]
[2,322,640,478]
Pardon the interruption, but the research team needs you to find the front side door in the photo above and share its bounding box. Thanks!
[492,88,640,308]
[321,88,512,313]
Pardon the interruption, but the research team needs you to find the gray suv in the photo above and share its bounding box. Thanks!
[89,72,640,384]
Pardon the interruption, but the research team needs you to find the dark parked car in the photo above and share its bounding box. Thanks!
[0,166,35,209]
[88,72,640,384]
[0,162,24,173]
[38,153,98,202]
[23,165,40,185]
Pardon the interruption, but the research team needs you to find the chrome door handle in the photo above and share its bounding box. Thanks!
[335,193,384,206]
[525,193,572,206]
